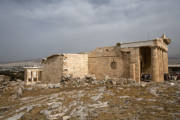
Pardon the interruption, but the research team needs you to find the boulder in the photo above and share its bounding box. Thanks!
[16,87,23,97]
[84,74,96,84]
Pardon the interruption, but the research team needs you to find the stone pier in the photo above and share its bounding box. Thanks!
[151,47,160,82]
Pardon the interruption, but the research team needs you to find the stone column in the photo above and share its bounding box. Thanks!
[135,48,141,83]
[31,71,34,83]
[130,48,140,83]
[151,47,160,82]
[36,71,39,82]
[24,69,28,84]
[159,49,164,82]
[130,63,135,81]
[163,51,168,73]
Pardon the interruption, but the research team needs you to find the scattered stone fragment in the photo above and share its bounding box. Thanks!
[119,96,130,99]
[136,98,144,101]
[170,82,175,86]
[16,87,23,97]
[91,93,103,101]
[51,102,62,109]
[63,116,71,120]
[149,87,159,96]
[7,112,25,120]
[40,109,51,117]
[26,105,33,112]
[89,101,108,108]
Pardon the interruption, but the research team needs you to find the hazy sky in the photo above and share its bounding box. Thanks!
[0,0,180,61]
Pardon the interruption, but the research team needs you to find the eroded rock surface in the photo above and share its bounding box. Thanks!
[0,80,180,120]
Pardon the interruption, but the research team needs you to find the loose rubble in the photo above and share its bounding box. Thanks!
[24,74,138,90]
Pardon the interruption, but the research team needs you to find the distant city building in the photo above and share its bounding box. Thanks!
[168,64,180,74]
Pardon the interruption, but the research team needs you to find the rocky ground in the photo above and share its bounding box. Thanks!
[0,79,180,120]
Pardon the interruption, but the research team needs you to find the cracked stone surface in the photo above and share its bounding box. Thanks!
[0,80,180,120]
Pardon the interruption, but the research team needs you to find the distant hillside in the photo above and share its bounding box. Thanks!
[0,56,180,66]
[169,59,180,64]
[168,55,180,64]
[0,58,42,67]
[0,58,41,64]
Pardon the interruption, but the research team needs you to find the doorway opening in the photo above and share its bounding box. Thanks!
[140,47,152,82]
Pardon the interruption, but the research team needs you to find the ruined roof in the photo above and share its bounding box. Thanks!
[113,34,171,52]
[46,54,63,60]
[120,40,155,48]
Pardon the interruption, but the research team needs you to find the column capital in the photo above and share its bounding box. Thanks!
[151,46,158,49]
[151,46,167,52]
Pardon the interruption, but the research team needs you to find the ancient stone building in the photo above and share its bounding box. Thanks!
[89,34,171,82]
[24,67,42,85]
[41,54,88,84]
[24,34,171,84]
